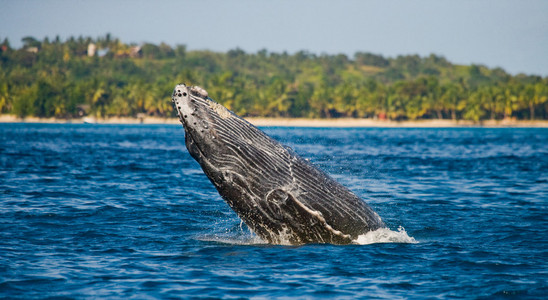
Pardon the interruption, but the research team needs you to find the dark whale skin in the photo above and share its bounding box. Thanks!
[172,84,384,245]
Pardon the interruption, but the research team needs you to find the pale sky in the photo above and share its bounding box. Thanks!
[1,0,547,76]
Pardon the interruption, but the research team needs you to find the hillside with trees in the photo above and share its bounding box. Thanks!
[1,34,547,121]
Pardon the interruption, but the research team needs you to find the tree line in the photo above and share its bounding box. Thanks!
[1,34,547,121]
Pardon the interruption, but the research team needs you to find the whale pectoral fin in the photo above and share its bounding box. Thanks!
[263,189,353,244]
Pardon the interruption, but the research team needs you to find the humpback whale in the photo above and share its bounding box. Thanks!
[172,84,384,245]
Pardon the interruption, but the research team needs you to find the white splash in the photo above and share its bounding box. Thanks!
[354,226,418,245]
[196,222,267,245]
[197,234,267,246]
[199,222,417,246]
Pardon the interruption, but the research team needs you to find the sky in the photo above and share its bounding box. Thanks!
[1,0,547,76]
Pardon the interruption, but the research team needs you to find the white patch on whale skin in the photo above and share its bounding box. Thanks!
[190,85,209,98]
[208,101,232,119]
[187,85,230,119]
[291,196,353,240]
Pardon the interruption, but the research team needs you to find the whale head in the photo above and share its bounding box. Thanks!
[171,83,280,206]
[171,84,229,165]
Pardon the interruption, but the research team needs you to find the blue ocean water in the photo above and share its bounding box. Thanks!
[1,123,547,299]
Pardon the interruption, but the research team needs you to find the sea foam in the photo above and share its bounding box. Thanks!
[354,226,418,245]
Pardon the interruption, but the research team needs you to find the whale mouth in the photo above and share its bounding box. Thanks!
[185,129,208,160]
[181,110,210,163]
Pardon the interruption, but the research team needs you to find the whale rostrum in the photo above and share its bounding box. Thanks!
[172,84,385,245]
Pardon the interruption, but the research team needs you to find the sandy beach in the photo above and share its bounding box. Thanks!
[1,114,547,128]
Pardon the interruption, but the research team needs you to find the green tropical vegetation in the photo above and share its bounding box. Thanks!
[1,34,547,121]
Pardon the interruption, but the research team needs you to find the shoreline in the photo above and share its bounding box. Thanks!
[1,115,547,128]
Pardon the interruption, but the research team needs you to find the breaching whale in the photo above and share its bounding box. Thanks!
[172,84,384,245]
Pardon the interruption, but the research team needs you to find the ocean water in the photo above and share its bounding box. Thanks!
[1,123,547,299]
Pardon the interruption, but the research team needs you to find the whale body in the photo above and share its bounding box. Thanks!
[172,84,384,245]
